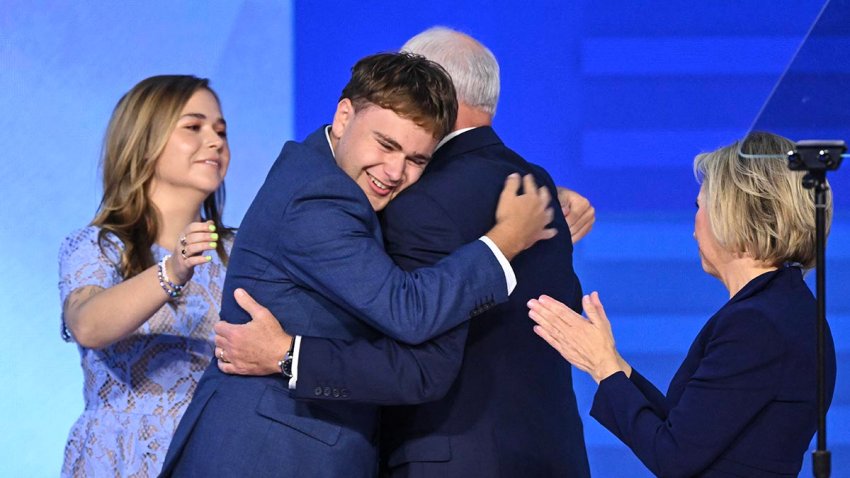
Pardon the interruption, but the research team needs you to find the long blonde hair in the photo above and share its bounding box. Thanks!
[92,75,231,278]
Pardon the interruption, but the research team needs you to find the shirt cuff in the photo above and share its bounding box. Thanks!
[288,335,302,390]
[478,235,517,295]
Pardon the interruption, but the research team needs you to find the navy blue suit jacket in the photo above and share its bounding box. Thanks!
[591,266,836,477]
[159,127,509,477]
[294,127,591,477]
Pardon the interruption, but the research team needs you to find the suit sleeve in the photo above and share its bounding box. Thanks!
[293,189,472,404]
[627,369,670,417]
[589,308,785,478]
[280,175,505,345]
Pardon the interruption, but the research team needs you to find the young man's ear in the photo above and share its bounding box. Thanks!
[331,98,354,141]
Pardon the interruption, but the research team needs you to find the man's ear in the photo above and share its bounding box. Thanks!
[331,98,354,140]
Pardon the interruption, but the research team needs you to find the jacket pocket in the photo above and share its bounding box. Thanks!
[255,384,342,446]
[386,436,451,467]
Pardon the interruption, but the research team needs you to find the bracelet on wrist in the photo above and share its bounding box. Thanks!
[157,254,185,298]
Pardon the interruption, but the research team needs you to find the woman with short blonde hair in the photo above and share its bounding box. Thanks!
[694,131,831,269]
[528,131,836,476]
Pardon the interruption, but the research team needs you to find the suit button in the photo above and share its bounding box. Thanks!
[314,387,323,396]
[323,387,331,397]
[332,388,340,398]
[341,388,350,398]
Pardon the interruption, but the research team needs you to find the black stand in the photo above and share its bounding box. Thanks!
[788,140,845,478]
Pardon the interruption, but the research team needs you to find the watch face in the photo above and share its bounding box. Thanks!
[280,352,293,378]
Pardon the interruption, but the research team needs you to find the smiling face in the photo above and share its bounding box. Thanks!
[330,99,437,211]
[150,88,229,201]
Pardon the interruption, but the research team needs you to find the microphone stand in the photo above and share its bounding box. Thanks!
[788,140,845,478]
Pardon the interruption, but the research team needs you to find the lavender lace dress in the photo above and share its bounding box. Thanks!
[58,226,229,477]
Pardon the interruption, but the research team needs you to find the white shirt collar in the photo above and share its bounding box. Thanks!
[435,127,477,152]
[324,125,336,158]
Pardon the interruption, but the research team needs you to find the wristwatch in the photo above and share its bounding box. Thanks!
[278,339,296,379]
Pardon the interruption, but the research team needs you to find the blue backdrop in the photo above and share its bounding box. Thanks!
[1,1,846,476]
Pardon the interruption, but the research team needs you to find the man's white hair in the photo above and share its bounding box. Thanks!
[401,26,500,116]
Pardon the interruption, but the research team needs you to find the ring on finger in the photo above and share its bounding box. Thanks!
[179,235,188,247]
[181,248,188,260]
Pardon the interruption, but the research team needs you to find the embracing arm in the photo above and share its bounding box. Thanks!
[556,186,595,244]
[218,185,477,404]
[294,325,468,404]
[293,189,478,403]
[215,287,469,404]
[280,173,552,344]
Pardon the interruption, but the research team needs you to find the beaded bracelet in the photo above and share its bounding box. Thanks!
[157,254,185,298]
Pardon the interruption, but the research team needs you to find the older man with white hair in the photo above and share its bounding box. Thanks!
[369,27,591,477]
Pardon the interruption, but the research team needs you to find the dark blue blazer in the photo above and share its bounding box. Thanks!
[294,127,591,477]
[591,266,836,477]
[159,127,509,477]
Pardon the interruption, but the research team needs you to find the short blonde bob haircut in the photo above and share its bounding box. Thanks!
[693,131,832,269]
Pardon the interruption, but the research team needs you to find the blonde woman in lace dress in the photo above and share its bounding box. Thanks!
[58,75,233,477]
